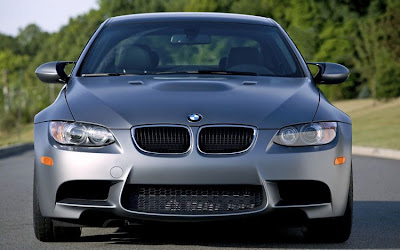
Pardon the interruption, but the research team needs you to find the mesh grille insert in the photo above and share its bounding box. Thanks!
[199,126,255,153]
[134,126,190,154]
[121,185,265,215]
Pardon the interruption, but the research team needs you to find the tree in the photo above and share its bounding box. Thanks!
[353,0,400,99]
[17,24,49,56]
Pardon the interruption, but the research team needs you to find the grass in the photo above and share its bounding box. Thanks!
[0,98,399,150]
[333,98,400,150]
[0,123,34,147]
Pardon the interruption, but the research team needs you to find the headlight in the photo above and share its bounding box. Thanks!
[49,121,115,146]
[273,122,337,146]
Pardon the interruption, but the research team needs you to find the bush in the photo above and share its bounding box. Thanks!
[0,112,17,133]
[376,65,400,99]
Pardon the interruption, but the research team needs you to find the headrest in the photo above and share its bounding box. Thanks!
[116,44,157,72]
[219,57,227,70]
[135,44,159,69]
[226,47,262,69]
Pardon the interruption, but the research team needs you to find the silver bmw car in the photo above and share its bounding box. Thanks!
[33,13,352,242]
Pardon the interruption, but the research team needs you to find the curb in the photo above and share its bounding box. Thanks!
[353,146,400,161]
[0,143,34,159]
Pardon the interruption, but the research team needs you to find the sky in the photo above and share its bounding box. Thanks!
[0,0,98,36]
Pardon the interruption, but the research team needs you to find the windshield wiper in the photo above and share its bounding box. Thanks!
[81,72,146,77]
[152,70,258,76]
[197,70,258,76]
[82,70,259,77]
[152,71,198,75]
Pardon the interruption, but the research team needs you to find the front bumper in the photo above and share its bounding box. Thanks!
[34,122,352,224]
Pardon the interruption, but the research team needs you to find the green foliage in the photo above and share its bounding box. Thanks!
[0,34,19,53]
[0,111,18,132]
[0,0,399,133]
[16,24,50,56]
[0,50,29,70]
[352,0,400,100]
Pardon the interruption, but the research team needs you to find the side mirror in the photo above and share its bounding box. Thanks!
[35,61,75,83]
[307,62,349,84]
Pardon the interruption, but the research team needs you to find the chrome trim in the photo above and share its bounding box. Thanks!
[118,180,269,218]
[274,203,331,208]
[197,125,258,155]
[131,124,193,155]
[56,202,116,209]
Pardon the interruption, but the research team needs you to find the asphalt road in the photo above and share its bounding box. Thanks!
[1,150,399,249]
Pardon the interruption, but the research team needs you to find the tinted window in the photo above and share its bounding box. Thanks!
[79,22,303,77]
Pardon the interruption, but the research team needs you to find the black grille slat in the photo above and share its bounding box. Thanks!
[134,126,254,154]
[134,126,190,154]
[199,126,254,154]
[121,185,264,215]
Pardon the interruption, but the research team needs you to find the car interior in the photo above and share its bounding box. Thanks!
[81,25,302,77]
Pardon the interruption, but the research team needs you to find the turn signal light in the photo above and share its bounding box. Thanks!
[40,156,54,166]
[334,157,346,165]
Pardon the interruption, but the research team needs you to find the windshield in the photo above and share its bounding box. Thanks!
[78,22,304,77]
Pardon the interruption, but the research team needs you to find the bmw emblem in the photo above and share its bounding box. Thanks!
[188,113,202,122]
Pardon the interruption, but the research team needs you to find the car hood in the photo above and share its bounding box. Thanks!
[66,75,319,129]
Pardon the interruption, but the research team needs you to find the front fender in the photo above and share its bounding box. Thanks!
[313,91,352,124]
[34,86,74,124]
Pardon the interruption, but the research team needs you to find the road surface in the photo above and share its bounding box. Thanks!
[1,150,399,249]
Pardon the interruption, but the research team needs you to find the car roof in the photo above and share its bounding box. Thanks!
[107,12,276,26]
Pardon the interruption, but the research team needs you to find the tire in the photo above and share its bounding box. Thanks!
[33,175,81,242]
[304,169,353,243]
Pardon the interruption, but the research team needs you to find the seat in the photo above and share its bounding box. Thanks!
[136,44,159,69]
[226,47,263,69]
[115,44,158,73]
[218,57,227,70]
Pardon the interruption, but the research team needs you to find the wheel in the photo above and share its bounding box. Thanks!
[33,175,81,242]
[304,169,353,243]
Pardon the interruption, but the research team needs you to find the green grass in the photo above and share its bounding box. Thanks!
[0,123,34,147]
[333,98,400,150]
[1,98,400,150]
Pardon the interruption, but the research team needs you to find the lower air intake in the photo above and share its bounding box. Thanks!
[121,185,265,215]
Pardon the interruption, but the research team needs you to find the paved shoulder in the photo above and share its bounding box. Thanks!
[353,155,400,201]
